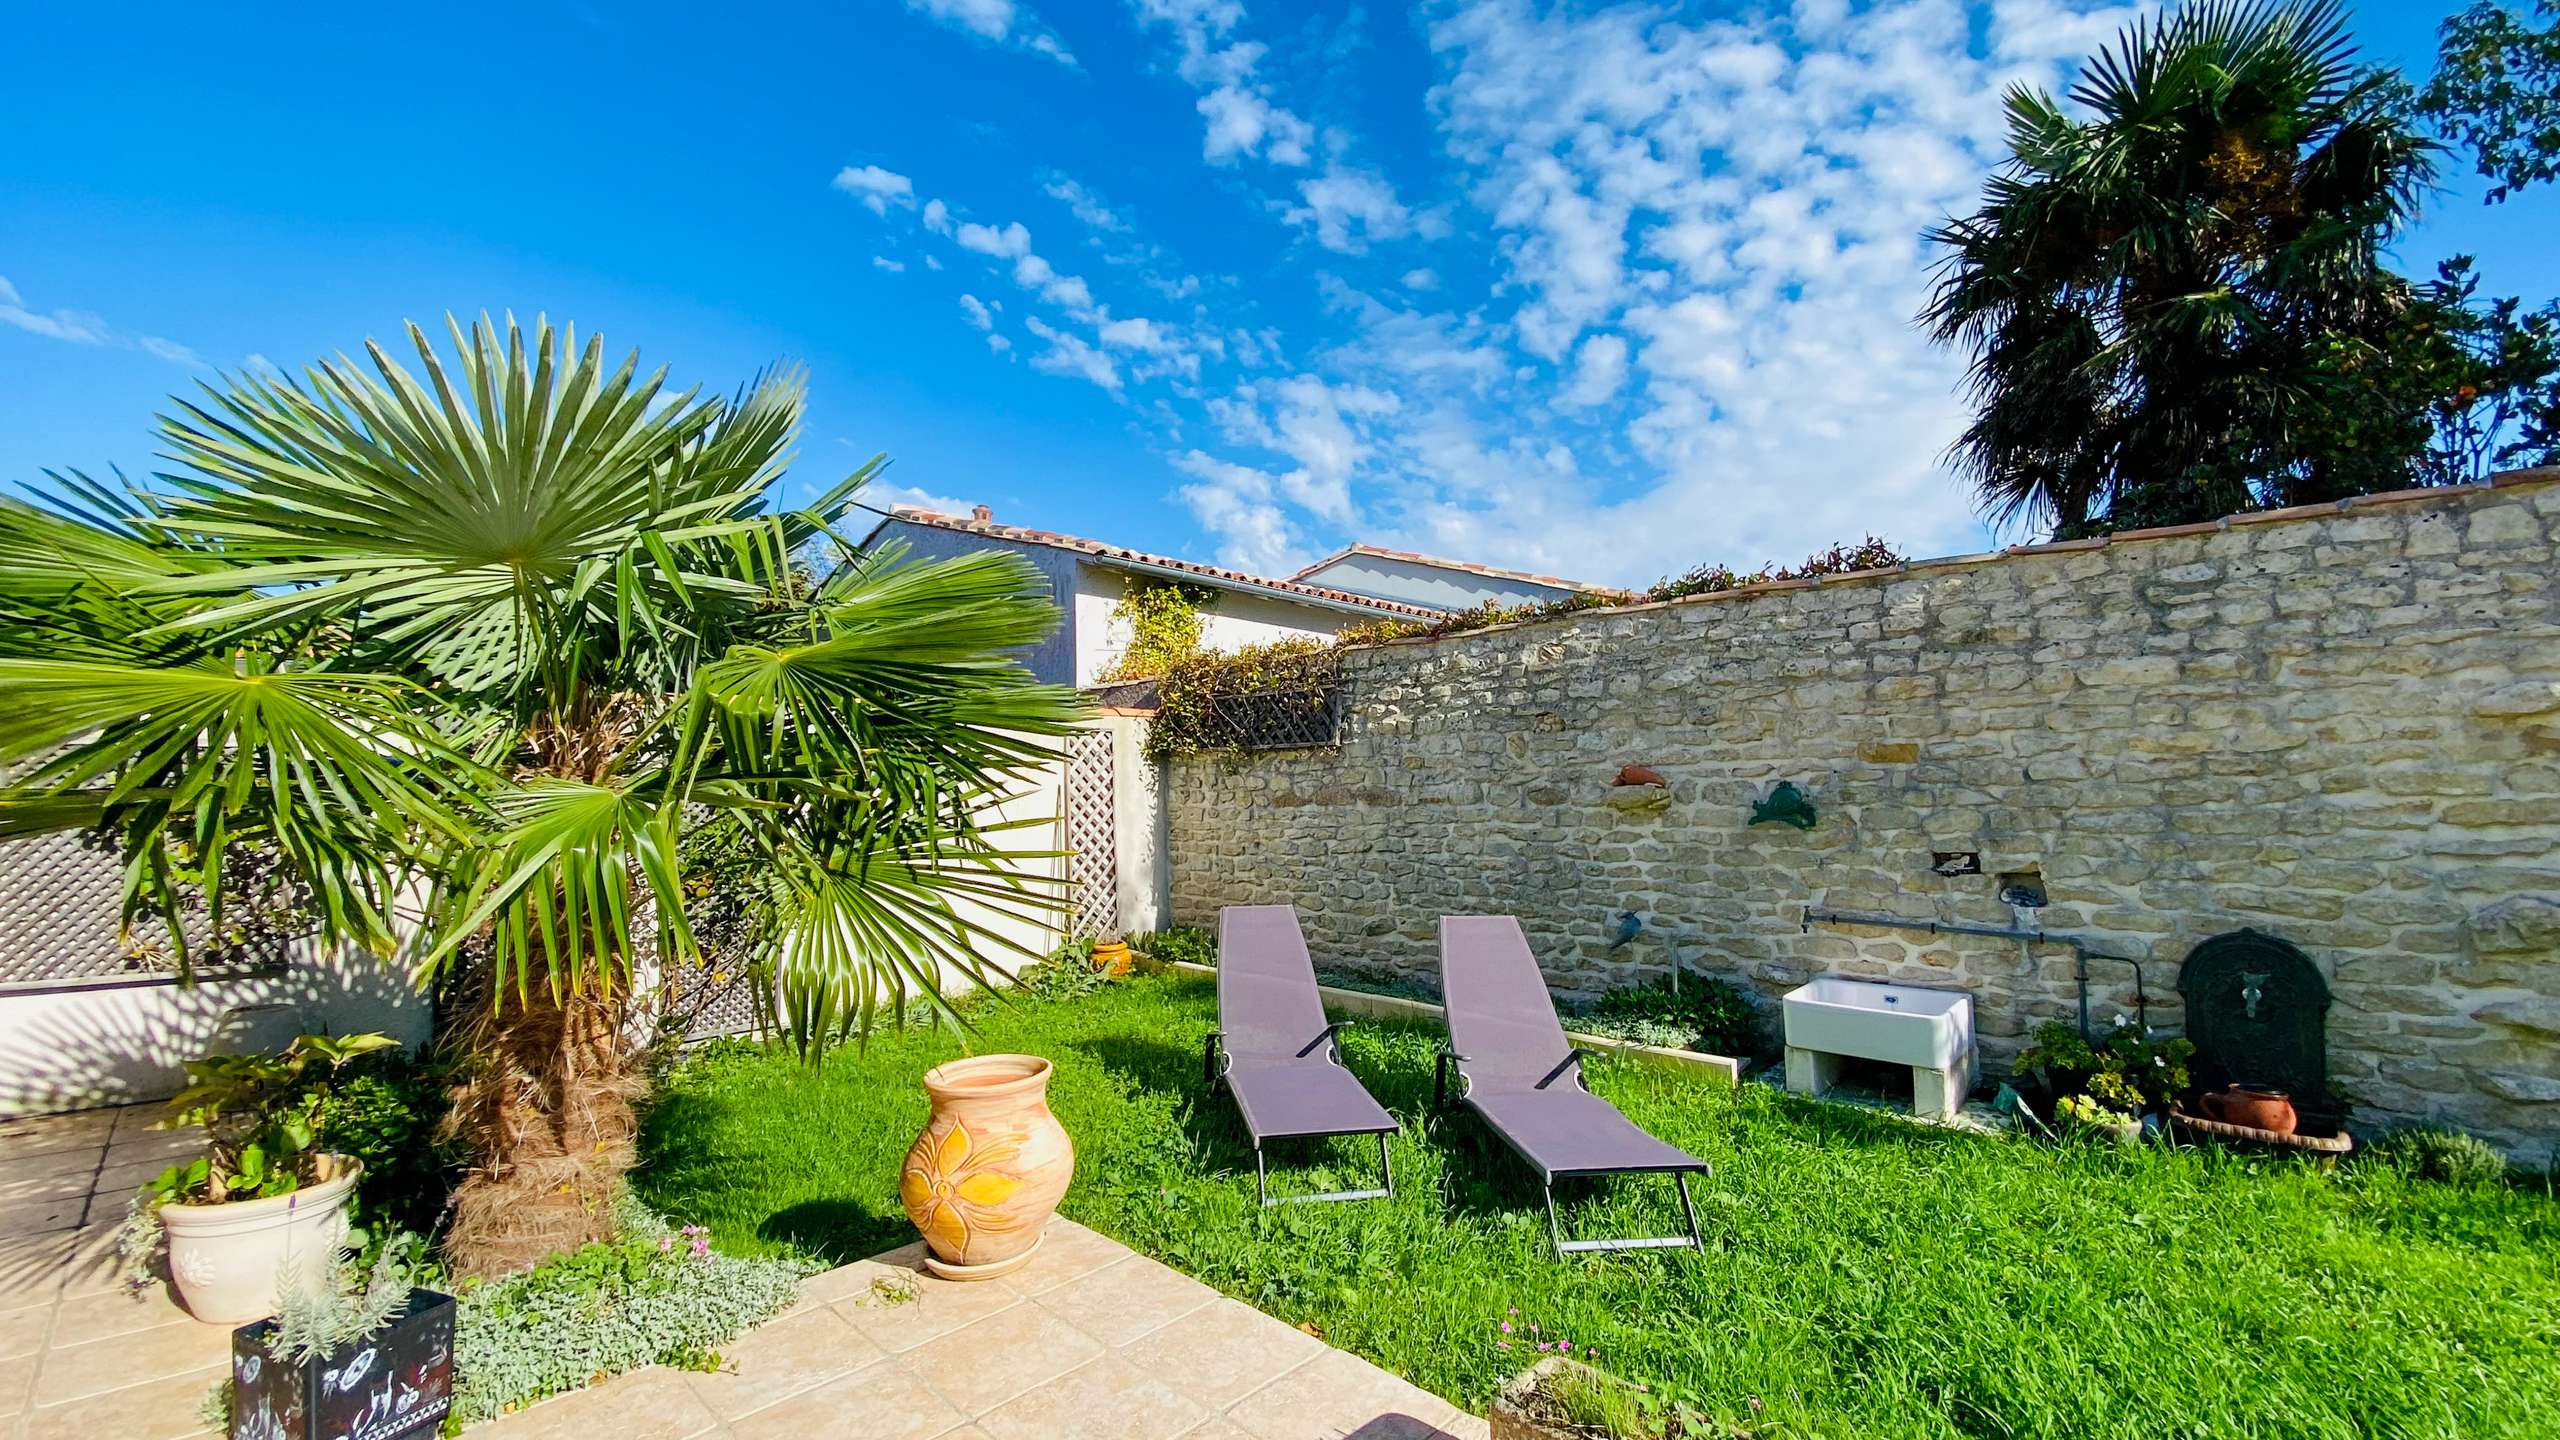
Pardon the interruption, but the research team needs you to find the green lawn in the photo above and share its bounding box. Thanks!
[636,974,2560,1439]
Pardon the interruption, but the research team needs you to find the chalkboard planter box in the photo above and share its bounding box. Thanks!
[229,1287,455,1440]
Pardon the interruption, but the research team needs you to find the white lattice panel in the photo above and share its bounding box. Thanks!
[0,832,193,985]
[1063,730,1116,940]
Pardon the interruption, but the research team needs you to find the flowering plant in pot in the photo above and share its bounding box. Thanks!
[220,1230,455,1440]
[120,1031,400,1324]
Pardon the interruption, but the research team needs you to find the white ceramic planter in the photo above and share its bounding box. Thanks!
[159,1155,362,1324]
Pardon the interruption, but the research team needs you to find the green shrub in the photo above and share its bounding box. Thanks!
[1014,937,1113,1002]
[2371,1127,2511,1187]
[450,1198,807,1425]
[1577,973,1763,1057]
[317,1048,456,1237]
[2012,1018,2192,1113]
[1132,927,1215,968]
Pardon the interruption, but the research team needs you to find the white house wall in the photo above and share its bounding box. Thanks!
[1295,552,1574,611]
[1072,563,1356,685]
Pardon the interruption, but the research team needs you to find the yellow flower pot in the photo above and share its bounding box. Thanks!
[899,1054,1075,1281]
[1090,939,1133,977]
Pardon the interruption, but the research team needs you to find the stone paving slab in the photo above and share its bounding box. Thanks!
[2,1104,1484,1440]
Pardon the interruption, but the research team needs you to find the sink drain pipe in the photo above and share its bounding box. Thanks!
[1799,906,2148,1039]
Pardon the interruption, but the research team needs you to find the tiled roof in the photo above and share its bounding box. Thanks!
[1287,543,1618,595]
[871,509,1448,618]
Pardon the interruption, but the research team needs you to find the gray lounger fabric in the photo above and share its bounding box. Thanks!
[1210,905,1397,1204]
[1438,914,1707,1254]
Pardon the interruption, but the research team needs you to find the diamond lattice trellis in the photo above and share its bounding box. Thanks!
[0,832,206,986]
[1062,729,1117,940]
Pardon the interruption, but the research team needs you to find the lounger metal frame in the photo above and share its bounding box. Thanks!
[1435,1046,1709,1257]
[1207,1022,1397,1208]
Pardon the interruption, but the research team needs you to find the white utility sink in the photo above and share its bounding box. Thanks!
[1782,976,1976,1120]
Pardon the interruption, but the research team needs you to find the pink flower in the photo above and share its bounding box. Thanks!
[1560,1342,1573,1353]
[1499,1321,1512,1334]
[1495,1340,1511,1351]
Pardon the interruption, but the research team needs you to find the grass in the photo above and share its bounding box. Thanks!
[636,974,2560,1440]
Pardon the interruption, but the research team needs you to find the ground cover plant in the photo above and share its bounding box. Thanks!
[637,974,2560,1440]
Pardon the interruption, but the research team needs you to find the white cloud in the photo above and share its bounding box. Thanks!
[1156,0,2133,578]
[1042,174,1127,232]
[922,199,954,235]
[865,478,982,516]
[0,273,201,367]
[833,164,917,216]
[872,255,907,273]
[958,293,999,330]
[1285,165,1414,253]
[1024,317,1121,392]
[905,0,1078,66]
[1560,332,1628,410]
[955,219,1032,258]
[1197,84,1314,166]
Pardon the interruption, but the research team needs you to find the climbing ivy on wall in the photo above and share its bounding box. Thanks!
[1144,637,1339,763]
[1101,580,1214,682]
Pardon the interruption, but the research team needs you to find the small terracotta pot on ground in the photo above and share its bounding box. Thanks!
[899,1054,1075,1281]
[2203,1086,2298,1136]
[160,1155,364,1325]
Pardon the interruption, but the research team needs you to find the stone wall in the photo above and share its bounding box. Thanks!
[1167,473,2560,1163]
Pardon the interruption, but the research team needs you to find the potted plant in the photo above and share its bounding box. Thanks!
[1088,930,1133,978]
[1492,1354,1709,1438]
[122,1031,399,1324]
[2055,1092,2143,1148]
[2009,1018,2192,1125]
[224,1233,454,1440]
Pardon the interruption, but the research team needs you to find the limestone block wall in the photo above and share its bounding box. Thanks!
[1167,474,2560,1162]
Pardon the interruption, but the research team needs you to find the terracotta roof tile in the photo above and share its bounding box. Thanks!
[1287,543,1615,595]
[877,509,1446,618]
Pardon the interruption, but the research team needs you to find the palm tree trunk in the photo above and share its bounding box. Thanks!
[438,972,642,1279]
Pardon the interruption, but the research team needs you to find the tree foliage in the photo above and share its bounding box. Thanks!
[1924,1,2443,535]
[2423,1,2560,203]
[0,316,1085,1272]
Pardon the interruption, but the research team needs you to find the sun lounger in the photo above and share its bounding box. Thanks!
[1435,915,1707,1256]
[1206,905,1398,1206]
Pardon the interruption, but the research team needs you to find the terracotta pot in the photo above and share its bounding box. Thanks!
[159,1155,362,1325]
[1089,940,1132,978]
[900,1055,1075,1281]
[2203,1086,2297,1136]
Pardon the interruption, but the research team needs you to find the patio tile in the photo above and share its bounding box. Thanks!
[1,1351,34,1412]
[726,1358,963,1440]
[4,1147,107,1183]
[21,1366,222,1440]
[31,1313,232,1406]
[49,1280,196,1346]
[997,1220,1134,1297]
[0,1166,101,1206]
[972,1353,1208,1440]
[1033,1253,1221,1347]
[1179,1420,1258,1440]
[0,1223,121,1308]
[685,1304,886,1421]
[478,1365,724,1440]
[1,1299,52,1360]
[0,1110,116,1154]
[1225,1348,1474,1440]
[0,1194,91,1238]
[838,1270,1022,1354]
[796,1256,925,1309]
[900,1300,1103,1415]
[1125,1296,1326,1410]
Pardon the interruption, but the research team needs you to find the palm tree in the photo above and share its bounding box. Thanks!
[1923,0,2437,536]
[0,317,1085,1275]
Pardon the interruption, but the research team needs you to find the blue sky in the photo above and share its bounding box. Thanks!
[4,1,2553,589]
